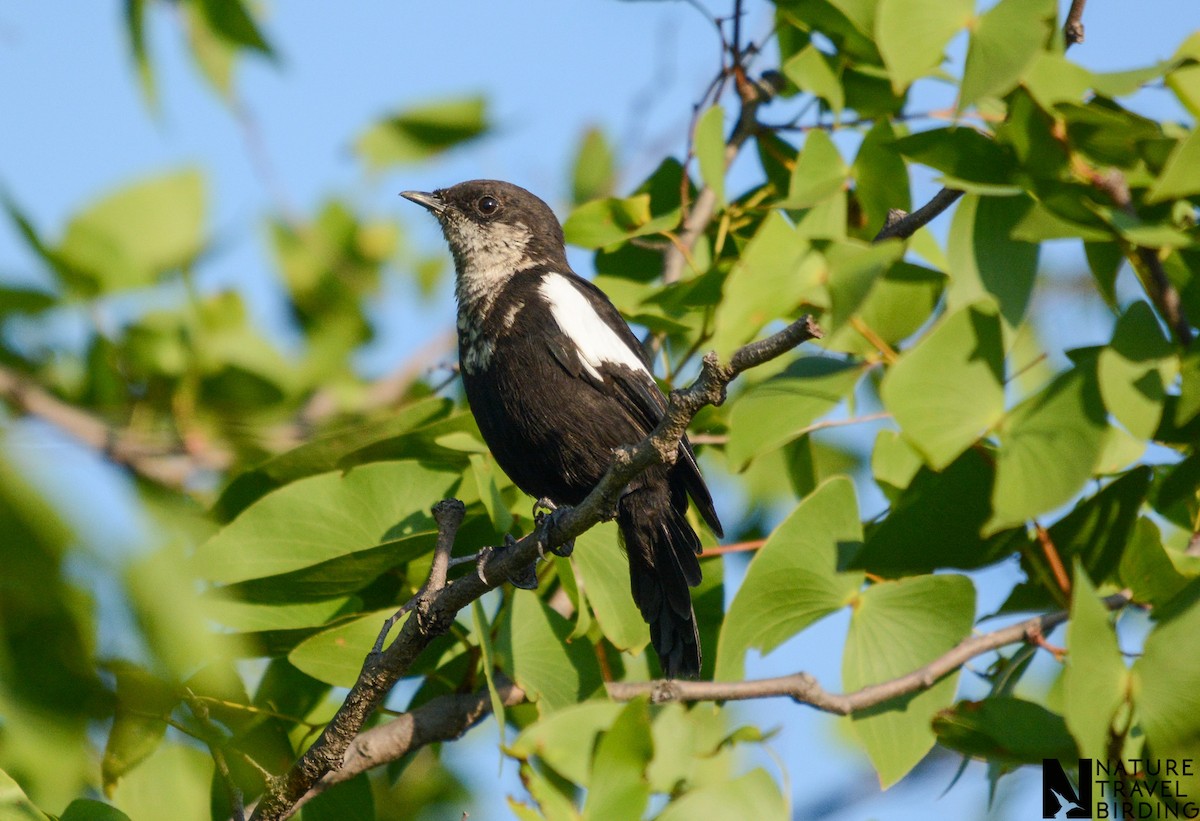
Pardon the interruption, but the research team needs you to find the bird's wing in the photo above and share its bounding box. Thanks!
[537,271,723,536]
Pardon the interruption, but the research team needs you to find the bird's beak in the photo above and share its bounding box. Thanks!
[400,190,447,215]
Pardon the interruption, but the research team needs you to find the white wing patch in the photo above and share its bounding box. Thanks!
[538,273,648,381]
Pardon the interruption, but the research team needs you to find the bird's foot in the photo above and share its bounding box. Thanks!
[533,499,575,559]
[476,533,539,590]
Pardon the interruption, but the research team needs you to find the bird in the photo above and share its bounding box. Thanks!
[402,180,723,678]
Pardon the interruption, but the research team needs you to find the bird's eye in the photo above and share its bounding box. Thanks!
[476,196,500,216]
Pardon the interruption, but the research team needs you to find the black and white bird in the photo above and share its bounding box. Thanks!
[402,180,723,678]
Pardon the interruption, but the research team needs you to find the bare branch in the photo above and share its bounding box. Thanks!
[248,314,823,821]
[873,188,965,242]
[606,592,1132,709]
[289,680,527,815]
[1063,0,1087,47]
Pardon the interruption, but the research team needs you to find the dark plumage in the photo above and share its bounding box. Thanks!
[402,180,723,678]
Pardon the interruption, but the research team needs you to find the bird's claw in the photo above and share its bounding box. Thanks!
[534,500,574,558]
[476,534,538,590]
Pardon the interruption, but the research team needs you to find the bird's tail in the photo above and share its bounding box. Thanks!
[618,476,703,679]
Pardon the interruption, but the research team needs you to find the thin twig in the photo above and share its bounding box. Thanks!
[1063,0,1087,47]
[873,188,965,242]
[699,538,765,557]
[605,592,1131,708]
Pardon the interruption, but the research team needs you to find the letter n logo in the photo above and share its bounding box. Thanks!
[1042,758,1093,819]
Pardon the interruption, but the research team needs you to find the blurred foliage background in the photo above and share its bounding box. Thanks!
[1,1,1200,820]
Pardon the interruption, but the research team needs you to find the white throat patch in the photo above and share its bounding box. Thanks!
[537,273,648,381]
[446,218,534,316]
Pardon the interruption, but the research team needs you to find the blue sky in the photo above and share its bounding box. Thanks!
[0,1,1197,819]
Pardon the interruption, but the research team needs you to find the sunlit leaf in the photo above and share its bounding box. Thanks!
[715,478,864,680]
[356,97,489,169]
[844,574,975,787]
[881,300,1006,470]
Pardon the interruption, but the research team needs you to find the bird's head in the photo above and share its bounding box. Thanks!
[402,181,569,297]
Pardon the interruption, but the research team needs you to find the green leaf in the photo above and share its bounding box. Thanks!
[824,238,904,334]
[1178,349,1200,426]
[986,365,1108,534]
[221,530,437,603]
[1119,518,1191,607]
[108,743,212,821]
[356,97,489,169]
[509,701,623,785]
[655,769,785,821]
[288,608,402,687]
[102,665,178,792]
[853,119,911,236]
[60,800,134,821]
[851,448,1014,574]
[844,574,976,787]
[582,699,652,821]
[513,762,582,821]
[1047,467,1151,589]
[554,555,592,640]
[787,129,848,208]
[562,194,654,248]
[932,697,1076,764]
[195,461,461,585]
[892,129,1017,189]
[1063,565,1128,765]
[870,429,924,498]
[715,478,864,680]
[0,767,51,820]
[196,0,273,55]
[564,159,685,248]
[945,194,1040,331]
[571,127,616,205]
[875,0,972,92]
[646,703,734,793]
[125,0,156,108]
[58,169,206,294]
[469,453,514,533]
[495,592,602,714]
[300,773,374,821]
[1146,128,1200,203]
[823,261,946,357]
[1099,301,1175,439]
[182,2,237,97]
[1133,580,1200,797]
[727,357,864,469]
[203,594,359,632]
[960,0,1056,109]
[710,211,815,357]
[472,600,506,735]
[782,45,844,114]
[570,522,649,652]
[694,104,727,207]
[880,300,1006,470]
[1168,63,1200,119]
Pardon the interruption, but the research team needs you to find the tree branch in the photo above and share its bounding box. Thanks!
[1063,0,1088,47]
[289,680,527,814]
[247,314,824,821]
[605,592,1132,709]
[873,188,965,242]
